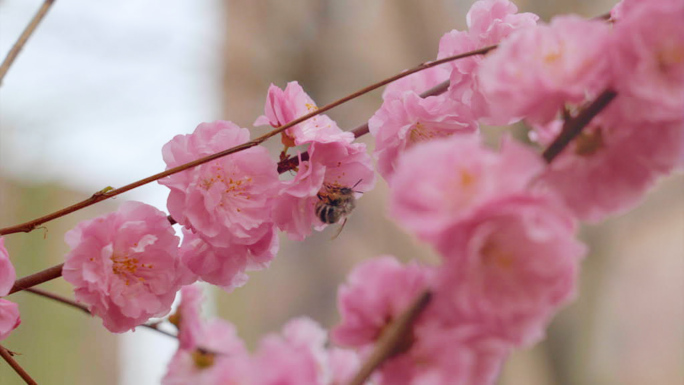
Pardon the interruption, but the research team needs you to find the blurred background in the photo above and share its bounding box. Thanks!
[0,0,682,384]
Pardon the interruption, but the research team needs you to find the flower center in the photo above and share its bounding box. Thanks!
[574,128,604,156]
[481,240,515,269]
[111,253,153,286]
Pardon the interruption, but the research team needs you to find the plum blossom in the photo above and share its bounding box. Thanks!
[62,201,192,333]
[163,318,249,385]
[332,256,434,348]
[0,238,20,341]
[478,15,611,125]
[0,238,15,296]
[434,196,585,346]
[254,81,354,146]
[376,324,510,385]
[369,91,478,181]
[608,0,684,122]
[247,317,360,385]
[389,135,544,242]
[179,227,277,291]
[0,300,20,341]
[437,0,537,124]
[163,285,248,385]
[160,121,280,287]
[273,140,375,241]
[534,112,684,222]
[466,0,539,46]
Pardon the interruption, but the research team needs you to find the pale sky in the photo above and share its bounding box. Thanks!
[1,1,223,383]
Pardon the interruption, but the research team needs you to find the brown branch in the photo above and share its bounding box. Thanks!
[542,89,617,163]
[0,344,38,385]
[0,45,495,236]
[347,291,433,385]
[24,287,220,352]
[276,78,452,174]
[0,0,56,86]
[9,263,63,295]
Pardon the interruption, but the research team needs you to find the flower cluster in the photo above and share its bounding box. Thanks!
[14,0,679,383]
[162,285,359,385]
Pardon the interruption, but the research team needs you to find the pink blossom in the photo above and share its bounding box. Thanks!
[163,318,248,385]
[0,237,15,296]
[466,0,539,46]
[369,91,478,181]
[254,82,354,146]
[332,256,434,348]
[62,201,191,333]
[478,16,612,125]
[376,324,509,385]
[535,112,684,222]
[160,121,280,249]
[437,30,481,107]
[389,135,544,242]
[179,227,276,291]
[0,238,20,341]
[248,318,326,385]
[273,140,375,241]
[608,0,684,122]
[0,300,20,341]
[173,284,205,350]
[434,195,585,346]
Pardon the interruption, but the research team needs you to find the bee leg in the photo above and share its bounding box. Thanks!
[330,217,348,240]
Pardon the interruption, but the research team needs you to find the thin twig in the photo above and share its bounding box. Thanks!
[0,45,496,237]
[9,263,63,295]
[0,344,38,385]
[23,287,221,353]
[0,0,56,86]
[347,291,433,385]
[542,89,617,163]
[23,287,177,338]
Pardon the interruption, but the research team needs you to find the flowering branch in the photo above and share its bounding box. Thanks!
[23,287,179,339]
[542,89,618,163]
[347,291,433,385]
[276,79,451,173]
[0,344,37,385]
[0,46,495,237]
[0,0,56,86]
[8,263,63,295]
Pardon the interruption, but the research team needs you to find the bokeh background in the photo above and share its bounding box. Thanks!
[1,1,682,384]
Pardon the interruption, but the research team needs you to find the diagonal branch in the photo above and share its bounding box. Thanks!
[542,89,617,163]
[23,287,178,339]
[348,291,433,385]
[0,45,496,237]
[0,0,56,86]
[8,263,63,295]
[0,344,38,385]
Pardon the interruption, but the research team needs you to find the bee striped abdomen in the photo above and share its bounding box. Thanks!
[316,204,339,224]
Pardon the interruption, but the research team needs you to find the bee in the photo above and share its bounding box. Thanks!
[315,180,362,238]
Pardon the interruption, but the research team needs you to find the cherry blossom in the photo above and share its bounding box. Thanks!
[62,201,192,333]
[0,237,20,341]
[389,135,544,242]
[608,0,684,122]
[254,81,354,146]
[369,91,478,181]
[477,15,611,125]
[273,140,375,241]
[434,195,585,346]
[332,255,434,348]
[534,112,684,222]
